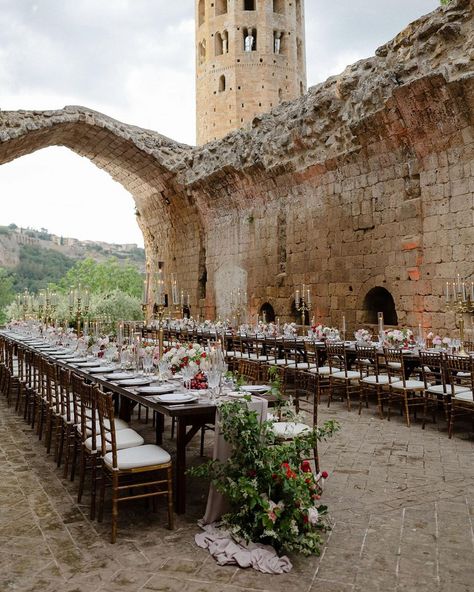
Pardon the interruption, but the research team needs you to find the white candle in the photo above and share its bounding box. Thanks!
[445,281,450,303]
[295,290,300,307]
[307,289,311,306]
[462,282,466,301]
[342,315,346,333]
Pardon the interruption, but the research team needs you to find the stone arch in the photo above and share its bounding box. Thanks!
[363,287,398,326]
[0,106,203,311]
[259,302,275,323]
[218,74,226,92]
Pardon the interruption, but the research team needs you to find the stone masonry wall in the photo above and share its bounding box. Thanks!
[0,0,473,334]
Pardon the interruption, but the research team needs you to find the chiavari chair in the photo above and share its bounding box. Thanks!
[385,348,426,427]
[357,345,394,418]
[326,342,361,410]
[96,388,174,543]
[445,355,474,439]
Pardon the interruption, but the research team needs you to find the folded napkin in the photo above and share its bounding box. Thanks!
[195,523,292,574]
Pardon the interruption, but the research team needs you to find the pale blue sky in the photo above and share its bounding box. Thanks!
[0,0,439,246]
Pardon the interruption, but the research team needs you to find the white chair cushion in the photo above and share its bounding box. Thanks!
[457,372,471,378]
[454,390,473,402]
[308,366,335,376]
[332,370,360,380]
[272,422,311,439]
[391,380,426,391]
[427,384,470,396]
[85,428,144,452]
[104,444,171,470]
[274,359,288,366]
[287,362,317,369]
[362,374,398,385]
[387,362,402,369]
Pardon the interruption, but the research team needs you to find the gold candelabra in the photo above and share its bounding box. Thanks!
[295,284,312,337]
[230,289,247,328]
[69,285,90,335]
[446,276,474,356]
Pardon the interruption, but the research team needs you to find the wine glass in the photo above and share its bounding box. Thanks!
[143,351,153,376]
[207,369,221,402]
[181,365,195,390]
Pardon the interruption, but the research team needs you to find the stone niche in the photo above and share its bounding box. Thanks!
[0,0,473,333]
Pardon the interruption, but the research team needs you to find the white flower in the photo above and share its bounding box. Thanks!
[308,507,319,526]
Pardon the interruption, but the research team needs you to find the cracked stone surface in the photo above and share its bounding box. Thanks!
[1,391,473,592]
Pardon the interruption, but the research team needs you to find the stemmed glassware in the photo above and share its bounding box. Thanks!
[143,351,154,376]
[181,364,195,390]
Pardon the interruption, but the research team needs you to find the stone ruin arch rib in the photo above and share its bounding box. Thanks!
[0,105,204,303]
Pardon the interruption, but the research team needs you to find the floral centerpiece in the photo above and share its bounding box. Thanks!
[190,398,339,556]
[162,342,207,374]
[384,328,414,348]
[426,332,451,349]
[310,325,340,341]
[354,328,372,344]
[283,322,298,336]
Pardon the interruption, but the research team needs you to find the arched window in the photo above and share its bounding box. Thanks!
[243,27,257,51]
[297,38,303,66]
[273,0,285,14]
[218,75,226,92]
[215,32,224,56]
[260,302,276,323]
[300,81,304,96]
[216,0,228,16]
[198,40,206,65]
[295,0,302,24]
[363,287,398,326]
[244,0,255,10]
[278,88,283,101]
[198,0,205,26]
[273,31,282,54]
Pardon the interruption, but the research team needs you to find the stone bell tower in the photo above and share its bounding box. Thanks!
[195,0,307,145]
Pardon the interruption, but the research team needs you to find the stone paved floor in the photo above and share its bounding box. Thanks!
[1,394,473,592]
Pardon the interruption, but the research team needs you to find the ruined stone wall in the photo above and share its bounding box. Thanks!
[0,0,472,334]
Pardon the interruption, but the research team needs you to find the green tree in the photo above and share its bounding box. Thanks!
[59,258,143,298]
[13,245,75,293]
[440,0,452,5]
[0,268,15,324]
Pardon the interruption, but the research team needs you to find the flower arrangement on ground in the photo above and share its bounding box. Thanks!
[190,399,339,556]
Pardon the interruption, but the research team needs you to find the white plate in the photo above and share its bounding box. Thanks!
[88,366,119,374]
[136,385,177,395]
[103,372,135,380]
[74,361,101,368]
[228,391,246,398]
[64,357,88,363]
[240,385,271,393]
[154,393,199,404]
[117,377,154,387]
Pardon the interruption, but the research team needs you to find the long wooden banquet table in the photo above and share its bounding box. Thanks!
[1,330,219,514]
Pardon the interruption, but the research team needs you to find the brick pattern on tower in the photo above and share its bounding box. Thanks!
[195,0,307,145]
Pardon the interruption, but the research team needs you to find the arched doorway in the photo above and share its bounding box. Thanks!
[363,287,398,325]
[259,302,275,323]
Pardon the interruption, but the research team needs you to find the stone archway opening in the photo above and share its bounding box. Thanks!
[259,302,275,323]
[363,287,398,326]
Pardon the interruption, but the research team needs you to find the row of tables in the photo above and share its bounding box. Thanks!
[2,330,217,514]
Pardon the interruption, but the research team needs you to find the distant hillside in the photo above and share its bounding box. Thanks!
[0,224,145,271]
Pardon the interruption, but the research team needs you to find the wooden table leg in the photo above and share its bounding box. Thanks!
[118,396,133,422]
[175,418,187,514]
[155,412,164,445]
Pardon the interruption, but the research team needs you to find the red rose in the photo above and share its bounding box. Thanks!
[201,352,207,358]
[272,473,278,480]
[300,460,312,473]
[321,471,329,479]
[303,515,309,524]
[247,469,256,478]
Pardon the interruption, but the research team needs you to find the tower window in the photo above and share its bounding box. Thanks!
[243,27,257,51]
[219,75,226,92]
[215,31,228,56]
[296,0,302,23]
[243,0,255,10]
[297,37,303,67]
[198,0,205,26]
[300,81,304,96]
[198,39,206,65]
[273,0,285,14]
[278,88,283,101]
[216,0,227,16]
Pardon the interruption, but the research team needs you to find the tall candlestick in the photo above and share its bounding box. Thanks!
[307,289,311,306]
[295,290,300,307]
[445,281,450,303]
